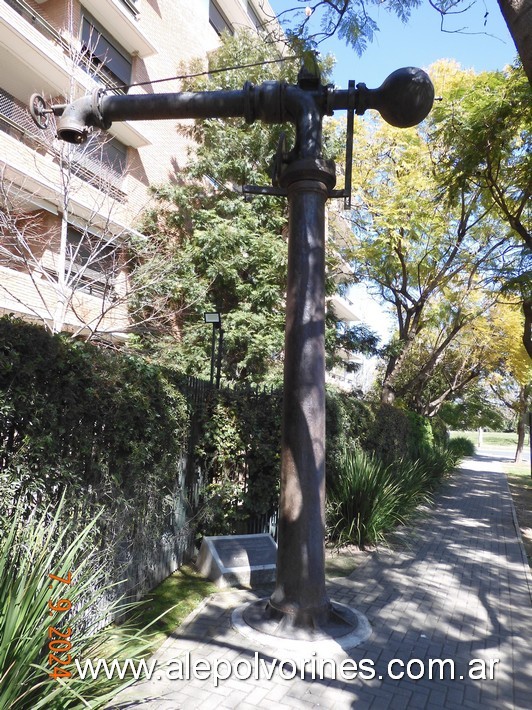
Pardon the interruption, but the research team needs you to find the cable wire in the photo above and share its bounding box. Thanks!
[113,55,303,93]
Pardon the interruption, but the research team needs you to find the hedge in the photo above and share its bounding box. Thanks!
[0,316,193,609]
[1,316,446,606]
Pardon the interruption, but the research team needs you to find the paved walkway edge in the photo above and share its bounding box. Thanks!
[502,468,532,604]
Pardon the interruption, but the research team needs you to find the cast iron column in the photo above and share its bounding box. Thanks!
[44,66,435,634]
[268,158,336,628]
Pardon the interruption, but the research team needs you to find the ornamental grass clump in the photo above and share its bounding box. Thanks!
[0,496,161,710]
[327,445,454,549]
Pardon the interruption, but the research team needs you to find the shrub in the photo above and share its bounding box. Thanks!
[416,444,459,483]
[325,388,374,482]
[430,415,450,447]
[406,410,434,459]
[365,405,435,465]
[327,447,434,549]
[195,388,282,536]
[0,316,193,614]
[327,440,460,549]
[447,436,476,460]
[0,496,159,709]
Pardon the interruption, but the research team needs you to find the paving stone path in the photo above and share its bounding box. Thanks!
[108,455,532,709]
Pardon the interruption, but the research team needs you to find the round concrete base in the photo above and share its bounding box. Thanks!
[232,598,371,655]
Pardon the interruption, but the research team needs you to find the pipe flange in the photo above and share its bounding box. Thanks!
[325,85,335,117]
[243,81,255,124]
[252,81,286,126]
[279,157,336,191]
[90,88,112,130]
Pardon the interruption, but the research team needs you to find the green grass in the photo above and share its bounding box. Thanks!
[98,565,220,659]
[504,462,532,483]
[450,430,529,447]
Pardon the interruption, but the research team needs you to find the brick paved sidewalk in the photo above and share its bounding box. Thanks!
[108,456,532,709]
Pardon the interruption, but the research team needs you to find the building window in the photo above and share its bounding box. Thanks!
[81,14,132,90]
[68,135,128,199]
[119,0,139,16]
[66,227,119,299]
[209,1,233,36]
[246,1,263,31]
[100,138,128,177]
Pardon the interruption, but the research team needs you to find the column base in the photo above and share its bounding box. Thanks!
[240,597,366,643]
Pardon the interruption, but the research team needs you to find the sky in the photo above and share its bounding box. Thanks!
[269,2,518,88]
[268,2,519,342]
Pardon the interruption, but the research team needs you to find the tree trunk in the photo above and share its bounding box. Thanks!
[523,298,532,359]
[514,384,531,462]
[52,211,69,334]
[497,0,532,87]
[515,414,526,462]
[380,382,396,405]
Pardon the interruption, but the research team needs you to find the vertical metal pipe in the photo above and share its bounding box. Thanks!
[268,159,336,627]
[210,325,216,387]
[216,327,223,389]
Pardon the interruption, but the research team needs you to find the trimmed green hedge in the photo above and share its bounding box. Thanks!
[0,316,192,606]
[325,388,374,481]
[1,316,452,588]
[365,404,435,465]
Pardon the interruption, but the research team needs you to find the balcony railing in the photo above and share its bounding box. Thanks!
[4,0,68,49]
[0,89,126,201]
[3,0,127,94]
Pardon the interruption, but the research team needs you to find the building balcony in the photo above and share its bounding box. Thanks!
[0,0,150,148]
[329,293,362,323]
[0,87,127,202]
[0,265,130,341]
[77,0,157,58]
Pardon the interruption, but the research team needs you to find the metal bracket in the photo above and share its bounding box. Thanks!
[242,81,356,209]
[333,79,355,210]
[243,131,289,198]
[243,185,288,198]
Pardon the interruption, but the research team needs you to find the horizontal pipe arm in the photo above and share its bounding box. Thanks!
[100,90,247,122]
[54,67,434,145]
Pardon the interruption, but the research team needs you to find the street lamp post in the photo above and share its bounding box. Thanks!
[204,312,222,388]
[38,65,434,633]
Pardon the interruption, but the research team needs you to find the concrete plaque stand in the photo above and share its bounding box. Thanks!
[197,533,277,588]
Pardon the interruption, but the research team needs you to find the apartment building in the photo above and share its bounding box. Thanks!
[0,0,274,339]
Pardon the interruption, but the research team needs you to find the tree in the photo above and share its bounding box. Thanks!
[128,32,296,381]
[439,386,513,431]
[392,299,523,416]
[486,304,532,461]
[1,159,114,339]
[429,61,532,356]
[497,0,532,85]
[131,184,289,381]
[266,1,532,86]
[343,109,518,408]
[130,31,360,383]
[0,4,172,343]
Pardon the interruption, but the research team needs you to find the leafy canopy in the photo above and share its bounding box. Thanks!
[130,31,367,383]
